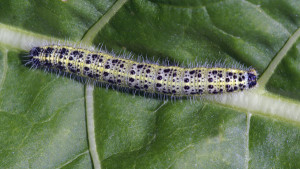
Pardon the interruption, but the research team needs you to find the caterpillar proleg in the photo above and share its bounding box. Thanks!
[27,45,257,97]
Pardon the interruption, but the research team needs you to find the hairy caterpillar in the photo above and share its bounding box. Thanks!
[27,45,257,96]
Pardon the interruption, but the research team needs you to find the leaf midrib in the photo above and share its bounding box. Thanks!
[81,0,129,168]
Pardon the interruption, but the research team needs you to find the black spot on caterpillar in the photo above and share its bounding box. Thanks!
[27,45,257,96]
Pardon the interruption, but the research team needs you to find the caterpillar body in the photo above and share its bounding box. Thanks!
[28,45,257,96]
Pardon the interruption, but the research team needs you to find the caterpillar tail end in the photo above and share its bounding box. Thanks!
[28,47,41,66]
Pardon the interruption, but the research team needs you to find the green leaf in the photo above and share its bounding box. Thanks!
[0,0,299,168]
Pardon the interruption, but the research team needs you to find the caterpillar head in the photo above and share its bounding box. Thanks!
[247,69,257,88]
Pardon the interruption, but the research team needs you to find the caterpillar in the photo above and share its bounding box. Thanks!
[27,45,257,96]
